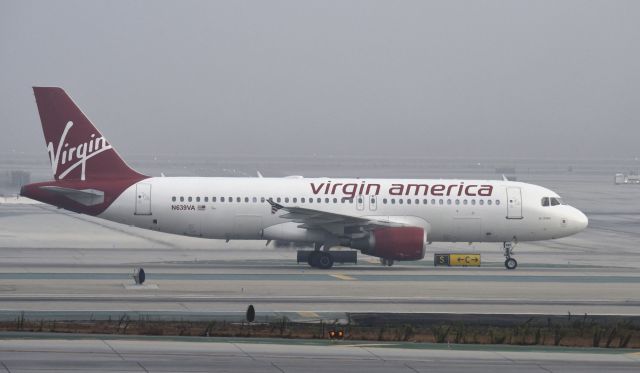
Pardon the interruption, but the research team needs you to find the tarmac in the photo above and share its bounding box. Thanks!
[0,335,638,373]
[0,201,639,319]
[1,157,640,370]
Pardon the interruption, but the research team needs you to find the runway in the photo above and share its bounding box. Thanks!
[0,202,640,317]
[0,336,637,373]
[1,158,640,370]
[0,266,639,317]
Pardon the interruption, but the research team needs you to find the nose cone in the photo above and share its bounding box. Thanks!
[573,208,589,232]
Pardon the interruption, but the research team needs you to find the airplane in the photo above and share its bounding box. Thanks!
[20,87,589,270]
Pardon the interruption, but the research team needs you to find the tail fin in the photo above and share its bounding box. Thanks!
[33,87,143,181]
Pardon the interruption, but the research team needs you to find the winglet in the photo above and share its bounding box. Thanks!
[266,198,284,214]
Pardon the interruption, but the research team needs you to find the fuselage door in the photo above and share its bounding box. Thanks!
[135,183,152,215]
[356,195,364,211]
[506,186,523,219]
[369,195,377,211]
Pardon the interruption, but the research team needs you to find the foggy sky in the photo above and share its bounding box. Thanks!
[1,0,639,160]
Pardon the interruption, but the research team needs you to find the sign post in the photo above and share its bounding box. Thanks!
[434,253,481,267]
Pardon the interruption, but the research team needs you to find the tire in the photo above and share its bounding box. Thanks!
[317,252,334,269]
[308,252,319,268]
[505,258,518,270]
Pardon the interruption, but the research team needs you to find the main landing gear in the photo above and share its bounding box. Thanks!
[503,241,517,270]
[307,251,334,269]
[308,243,334,269]
[380,258,394,267]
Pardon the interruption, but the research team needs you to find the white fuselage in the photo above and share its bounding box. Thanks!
[101,177,588,244]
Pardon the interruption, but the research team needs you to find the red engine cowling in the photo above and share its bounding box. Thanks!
[350,227,426,261]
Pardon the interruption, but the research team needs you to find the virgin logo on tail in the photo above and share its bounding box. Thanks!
[47,121,113,181]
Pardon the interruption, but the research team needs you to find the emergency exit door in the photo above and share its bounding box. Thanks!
[135,183,152,215]
[506,187,522,219]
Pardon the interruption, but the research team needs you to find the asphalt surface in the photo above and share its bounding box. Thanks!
[0,336,638,373]
[1,158,640,371]
[0,202,639,318]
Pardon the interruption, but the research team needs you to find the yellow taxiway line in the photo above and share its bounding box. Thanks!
[330,273,356,281]
[297,311,320,318]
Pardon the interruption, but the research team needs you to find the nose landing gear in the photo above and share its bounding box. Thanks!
[503,241,518,270]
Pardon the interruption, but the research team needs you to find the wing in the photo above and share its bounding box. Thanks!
[266,198,401,235]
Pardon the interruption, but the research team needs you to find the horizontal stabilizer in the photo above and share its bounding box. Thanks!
[40,186,105,206]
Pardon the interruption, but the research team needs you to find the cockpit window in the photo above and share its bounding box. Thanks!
[542,196,566,207]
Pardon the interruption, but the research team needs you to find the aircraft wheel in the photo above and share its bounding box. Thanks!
[380,258,394,267]
[308,251,319,268]
[505,258,518,270]
[317,252,334,270]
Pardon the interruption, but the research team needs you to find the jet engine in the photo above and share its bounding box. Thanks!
[349,227,426,261]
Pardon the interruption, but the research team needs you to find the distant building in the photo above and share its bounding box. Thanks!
[615,173,640,185]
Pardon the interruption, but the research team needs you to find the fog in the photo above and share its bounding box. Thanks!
[1,0,639,160]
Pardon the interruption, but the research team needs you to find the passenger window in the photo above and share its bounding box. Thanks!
[447,199,451,205]
[391,199,396,204]
[213,197,217,202]
[550,197,560,206]
[301,198,305,203]
[383,198,388,204]
[221,197,225,202]
[245,197,249,202]
[309,198,313,203]
[317,198,321,203]
[439,199,443,205]
[495,200,500,205]
[237,197,241,202]
[325,198,330,203]
[188,197,192,202]
[541,197,549,207]
[399,199,403,205]
[479,200,484,205]
[196,197,200,202]
[357,197,363,204]
[407,199,411,205]
[204,197,208,202]
[455,199,460,205]
[172,196,176,202]
[277,197,281,203]
[228,197,232,203]
[333,198,337,203]
[463,199,468,205]
[253,197,257,203]
[471,199,476,205]
[431,199,436,205]
[488,200,493,205]
[260,197,265,203]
